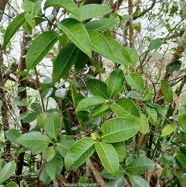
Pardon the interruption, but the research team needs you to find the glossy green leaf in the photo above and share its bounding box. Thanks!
[113,143,126,162]
[125,73,145,93]
[43,147,55,162]
[145,101,164,115]
[76,96,106,112]
[161,79,173,103]
[76,4,112,21]
[16,131,50,152]
[45,152,64,181]
[179,112,186,132]
[4,182,19,187]
[101,118,139,143]
[4,13,25,49]
[5,129,21,144]
[139,113,149,134]
[90,103,110,118]
[166,60,182,74]
[26,31,58,70]
[107,69,124,98]
[95,141,119,175]
[44,0,80,19]
[58,18,92,58]
[161,124,176,137]
[85,18,117,32]
[65,137,95,170]
[0,161,16,184]
[111,98,140,118]
[107,176,125,187]
[125,157,154,174]
[128,175,149,187]
[44,113,61,141]
[87,79,108,99]
[149,39,162,50]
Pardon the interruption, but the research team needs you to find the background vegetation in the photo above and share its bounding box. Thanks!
[0,0,186,186]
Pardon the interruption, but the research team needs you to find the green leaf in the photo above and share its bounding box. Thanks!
[95,141,119,175]
[43,147,56,162]
[107,176,125,187]
[26,31,58,70]
[107,69,125,98]
[16,131,50,152]
[179,112,186,132]
[166,60,182,74]
[5,129,21,144]
[31,102,42,113]
[85,18,117,32]
[4,182,19,187]
[58,18,92,58]
[149,39,162,50]
[101,118,139,143]
[128,175,149,187]
[76,96,106,112]
[65,137,95,170]
[176,147,186,167]
[146,107,157,125]
[39,168,51,185]
[4,13,25,49]
[90,103,110,118]
[76,4,112,21]
[161,124,176,137]
[125,73,145,93]
[0,161,16,184]
[87,79,108,99]
[125,157,154,175]
[139,113,149,134]
[161,80,173,103]
[111,98,140,118]
[174,172,186,187]
[125,47,138,69]
[44,113,61,141]
[45,151,64,181]
[113,143,126,162]
[44,0,80,19]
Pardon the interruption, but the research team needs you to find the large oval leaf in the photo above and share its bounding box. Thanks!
[4,13,25,49]
[125,73,145,93]
[101,118,139,143]
[107,69,125,98]
[44,0,80,19]
[95,141,119,175]
[26,31,58,70]
[58,18,92,58]
[128,175,149,187]
[75,4,112,21]
[65,137,95,170]
[87,79,108,99]
[85,18,117,32]
[111,98,140,118]
[76,96,106,112]
[125,157,154,175]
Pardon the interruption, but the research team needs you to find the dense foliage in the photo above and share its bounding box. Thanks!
[0,0,186,186]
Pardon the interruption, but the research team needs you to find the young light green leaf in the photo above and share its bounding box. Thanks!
[95,141,119,175]
[4,182,19,187]
[125,157,154,175]
[125,73,145,93]
[87,79,108,99]
[4,13,25,49]
[44,0,81,19]
[107,69,125,98]
[161,79,173,103]
[161,124,177,137]
[85,18,117,32]
[26,31,58,70]
[111,98,140,118]
[149,39,162,50]
[58,18,92,58]
[44,113,61,141]
[0,161,16,184]
[90,103,110,118]
[45,152,64,181]
[76,96,106,112]
[5,129,21,144]
[16,131,50,149]
[101,118,139,143]
[65,137,95,170]
[76,4,112,21]
[43,147,56,162]
[128,175,149,187]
